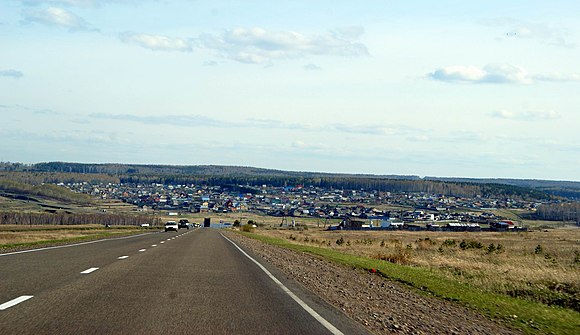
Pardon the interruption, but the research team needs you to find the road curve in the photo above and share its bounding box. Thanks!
[0,228,370,334]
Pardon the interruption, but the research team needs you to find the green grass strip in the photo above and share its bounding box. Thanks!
[240,231,580,335]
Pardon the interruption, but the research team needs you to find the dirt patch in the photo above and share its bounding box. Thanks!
[225,231,521,335]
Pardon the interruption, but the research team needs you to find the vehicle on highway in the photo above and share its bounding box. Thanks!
[164,221,178,232]
[178,219,190,229]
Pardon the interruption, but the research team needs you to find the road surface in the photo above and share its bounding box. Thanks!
[0,228,370,334]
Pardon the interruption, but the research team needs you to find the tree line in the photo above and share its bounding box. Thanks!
[0,161,556,200]
[0,211,161,226]
[535,202,580,223]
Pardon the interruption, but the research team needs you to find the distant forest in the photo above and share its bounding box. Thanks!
[2,161,575,201]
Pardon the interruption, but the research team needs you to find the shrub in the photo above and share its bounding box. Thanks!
[374,249,413,265]
[459,240,483,250]
[240,224,254,232]
[442,239,456,247]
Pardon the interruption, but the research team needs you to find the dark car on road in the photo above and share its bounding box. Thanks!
[178,219,190,229]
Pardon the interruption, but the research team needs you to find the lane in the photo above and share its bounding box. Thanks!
[0,229,190,303]
[0,228,369,334]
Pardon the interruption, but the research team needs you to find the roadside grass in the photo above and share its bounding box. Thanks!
[239,231,580,335]
[0,225,151,252]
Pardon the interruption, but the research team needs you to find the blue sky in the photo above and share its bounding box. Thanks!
[1,1,579,181]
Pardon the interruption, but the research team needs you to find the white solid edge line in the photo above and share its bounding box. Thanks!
[221,233,344,335]
[0,295,34,310]
[80,267,99,274]
[0,232,155,257]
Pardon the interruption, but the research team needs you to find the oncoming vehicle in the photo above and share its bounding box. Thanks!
[164,221,178,232]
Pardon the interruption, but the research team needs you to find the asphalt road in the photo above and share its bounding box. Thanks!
[0,228,370,334]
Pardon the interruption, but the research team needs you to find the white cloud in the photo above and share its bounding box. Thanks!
[89,113,420,137]
[430,64,580,84]
[429,64,531,84]
[304,63,322,71]
[22,0,135,7]
[481,18,576,49]
[0,69,24,78]
[489,109,561,121]
[199,27,368,64]
[531,73,580,83]
[22,6,94,31]
[119,32,192,52]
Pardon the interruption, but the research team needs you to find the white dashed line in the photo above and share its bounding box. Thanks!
[152,244,157,247]
[139,249,146,252]
[160,241,165,244]
[80,267,99,274]
[0,296,34,310]
[118,256,129,260]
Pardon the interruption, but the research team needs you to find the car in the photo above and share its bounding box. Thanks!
[178,219,190,229]
[164,221,178,232]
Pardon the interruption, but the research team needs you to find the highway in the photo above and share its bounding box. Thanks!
[0,228,370,334]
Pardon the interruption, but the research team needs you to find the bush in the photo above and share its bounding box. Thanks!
[459,240,483,250]
[374,249,413,265]
[240,224,254,232]
[442,239,456,247]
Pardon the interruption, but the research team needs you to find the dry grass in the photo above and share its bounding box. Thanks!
[257,227,580,310]
[0,225,144,246]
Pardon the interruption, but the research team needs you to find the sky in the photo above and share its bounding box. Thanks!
[1,0,579,181]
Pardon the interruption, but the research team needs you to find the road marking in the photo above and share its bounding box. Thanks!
[118,256,129,260]
[152,244,157,247]
[0,296,34,310]
[139,249,146,252]
[80,267,99,274]
[0,232,155,257]
[221,234,344,335]
[160,241,165,244]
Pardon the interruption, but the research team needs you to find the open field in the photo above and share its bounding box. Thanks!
[254,226,580,311]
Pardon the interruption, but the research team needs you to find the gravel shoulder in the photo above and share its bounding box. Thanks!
[225,231,522,335]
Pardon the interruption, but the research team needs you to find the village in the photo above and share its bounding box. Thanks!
[60,181,539,231]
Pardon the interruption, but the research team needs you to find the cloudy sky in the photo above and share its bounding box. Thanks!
[1,1,579,181]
